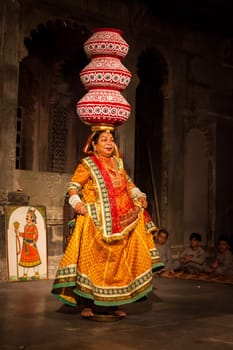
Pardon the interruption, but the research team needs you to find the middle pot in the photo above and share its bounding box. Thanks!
[80,56,132,91]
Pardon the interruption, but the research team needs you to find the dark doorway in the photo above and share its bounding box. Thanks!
[135,48,168,225]
[17,20,90,173]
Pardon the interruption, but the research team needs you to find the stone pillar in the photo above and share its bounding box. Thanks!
[0,0,20,201]
[167,51,186,246]
[0,0,20,279]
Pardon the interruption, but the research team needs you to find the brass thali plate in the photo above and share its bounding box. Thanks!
[84,313,124,322]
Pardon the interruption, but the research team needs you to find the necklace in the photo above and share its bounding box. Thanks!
[97,155,122,187]
[97,155,115,167]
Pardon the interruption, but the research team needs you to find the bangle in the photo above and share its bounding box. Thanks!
[68,194,81,209]
[131,187,146,199]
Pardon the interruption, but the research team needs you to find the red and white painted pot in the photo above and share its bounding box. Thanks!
[84,28,129,59]
[76,89,131,126]
[80,56,131,91]
[77,28,131,127]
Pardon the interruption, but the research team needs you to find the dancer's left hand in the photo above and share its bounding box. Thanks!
[138,196,148,208]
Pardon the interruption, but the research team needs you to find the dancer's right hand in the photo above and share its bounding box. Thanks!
[74,202,87,215]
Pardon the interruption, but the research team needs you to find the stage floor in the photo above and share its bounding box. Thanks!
[1,277,233,349]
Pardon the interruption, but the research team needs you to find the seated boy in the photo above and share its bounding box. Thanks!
[155,229,179,274]
[206,236,233,278]
[180,232,206,274]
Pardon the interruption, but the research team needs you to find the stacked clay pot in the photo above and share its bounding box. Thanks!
[76,28,132,127]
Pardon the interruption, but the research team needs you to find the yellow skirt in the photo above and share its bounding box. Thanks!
[52,212,163,306]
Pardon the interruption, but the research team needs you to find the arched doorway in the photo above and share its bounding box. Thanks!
[135,48,168,226]
[16,20,90,173]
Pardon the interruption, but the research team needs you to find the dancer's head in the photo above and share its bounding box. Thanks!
[83,125,120,157]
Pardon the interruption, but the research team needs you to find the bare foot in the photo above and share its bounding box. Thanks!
[114,309,127,317]
[81,307,94,317]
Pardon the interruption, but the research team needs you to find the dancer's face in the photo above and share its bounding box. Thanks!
[95,132,115,158]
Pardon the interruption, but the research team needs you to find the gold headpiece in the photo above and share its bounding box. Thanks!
[91,125,114,132]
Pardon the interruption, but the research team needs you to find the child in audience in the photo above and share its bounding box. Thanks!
[155,229,179,274]
[179,232,206,274]
[206,236,233,278]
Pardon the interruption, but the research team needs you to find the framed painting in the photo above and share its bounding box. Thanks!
[6,205,48,281]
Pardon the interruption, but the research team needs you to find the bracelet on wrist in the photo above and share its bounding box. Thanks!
[69,194,81,209]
